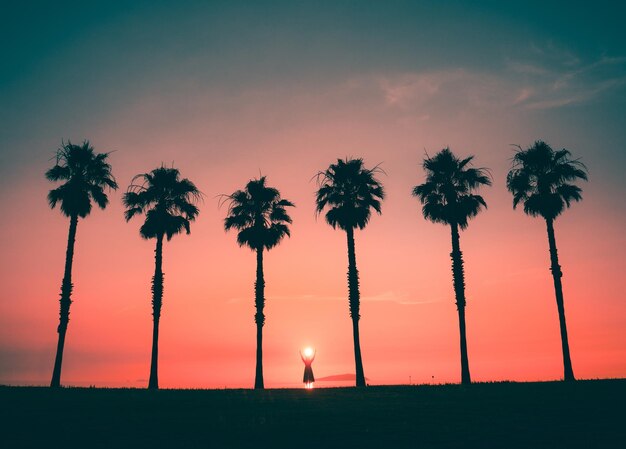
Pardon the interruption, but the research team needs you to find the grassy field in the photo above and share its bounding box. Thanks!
[0,380,624,448]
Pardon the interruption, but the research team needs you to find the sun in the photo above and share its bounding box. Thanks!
[303,347,314,358]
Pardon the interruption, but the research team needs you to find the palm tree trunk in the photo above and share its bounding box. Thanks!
[450,223,471,385]
[254,248,265,389]
[148,234,164,390]
[50,214,78,388]
[346,227,366,387]
[545,219,575,381]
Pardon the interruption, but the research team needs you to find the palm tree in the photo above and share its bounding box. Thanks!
[412,148,491,385]
[222,176,294,389]
[315,158,385,387]
[123,166,200,390]
[506,141,587,382]
[46,140,118,388]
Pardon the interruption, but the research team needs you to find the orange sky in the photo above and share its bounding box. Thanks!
[1,1,625,388]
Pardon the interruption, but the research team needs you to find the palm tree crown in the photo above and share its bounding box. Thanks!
[506,141,587,220]
[46,140,118,217]
[123,166,201,239]
[412,148,491,229]
[223,176,294,250]
[315,158,385,230]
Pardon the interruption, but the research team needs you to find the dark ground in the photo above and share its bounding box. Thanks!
[0,380,624,448]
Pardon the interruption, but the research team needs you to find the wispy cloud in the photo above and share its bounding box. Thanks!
[370,45,626,114]
[507,62,550,76]
[513,87,534,105]
[361,290,439,305]
[379,72,444,107]
[226,294,344,304]
[375,69,516,113]
[224,291,440,305]
[514,53,626,110]
[529,41,582,67]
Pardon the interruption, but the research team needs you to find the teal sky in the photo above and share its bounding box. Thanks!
[2,1,625,179]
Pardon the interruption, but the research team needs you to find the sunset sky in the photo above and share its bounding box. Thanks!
[1,0,625,388]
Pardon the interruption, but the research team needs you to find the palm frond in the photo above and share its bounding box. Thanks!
[124,166,201,240]
[506,141,587,220]
[223,177,294,251]
[413,148,490,228]
[45,140,118,218]
[45,164,71,182]
[314,157,385,231]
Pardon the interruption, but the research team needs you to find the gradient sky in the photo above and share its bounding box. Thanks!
[1,0,625,388]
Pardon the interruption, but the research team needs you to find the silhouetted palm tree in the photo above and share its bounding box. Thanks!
[315,158,385,387]
[507,141,587,382]
[123,166,200,390]
[222,176,294,389]
[46,140,118,388]
[412,148,491,385]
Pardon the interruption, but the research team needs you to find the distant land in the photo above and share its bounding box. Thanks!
[317,373,370,382]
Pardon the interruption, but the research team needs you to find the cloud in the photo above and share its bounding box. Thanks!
[506,47,626,109]
[513,88,534,105]
[379,72,444,107]
[361,290,439,305]
[226,294,345,303]
[226,291,439,305]
[371,46,626,114]
[523,77,626,110]
[529,41,582,67]
[507,62,550,76]
[375,69,517,114]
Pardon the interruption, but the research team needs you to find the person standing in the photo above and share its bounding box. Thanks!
[301,348,316,389]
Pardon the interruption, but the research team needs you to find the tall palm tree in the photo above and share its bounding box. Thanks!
[315,158,385,387]
[123,166,200,390]
[46,140,118,388]
[506,141,587,382]
[412,148,491,385]
[222,176,294,389]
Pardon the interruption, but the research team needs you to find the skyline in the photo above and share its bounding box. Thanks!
[1,1,625,388]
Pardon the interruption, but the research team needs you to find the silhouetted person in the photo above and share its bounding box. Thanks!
[301,348,316,389]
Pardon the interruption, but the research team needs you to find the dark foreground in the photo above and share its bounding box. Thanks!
[1,380,624,448]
